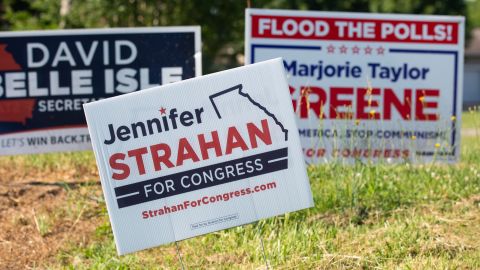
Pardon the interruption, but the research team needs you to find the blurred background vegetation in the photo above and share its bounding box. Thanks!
[0,0,477,73]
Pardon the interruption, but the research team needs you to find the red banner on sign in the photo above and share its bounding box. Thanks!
[251,15,459,44]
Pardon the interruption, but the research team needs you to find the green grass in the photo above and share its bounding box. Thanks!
[0,150,96,173]
[463,105,480,129]
[3,113,480,269]
[52,152,480,269]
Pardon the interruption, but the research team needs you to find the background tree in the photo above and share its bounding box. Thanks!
[0,0,472,73]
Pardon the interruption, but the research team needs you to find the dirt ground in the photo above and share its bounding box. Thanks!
[0,162,102,269]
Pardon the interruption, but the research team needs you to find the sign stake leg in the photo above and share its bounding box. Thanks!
[175,241,186,270]
[257,223,270,269]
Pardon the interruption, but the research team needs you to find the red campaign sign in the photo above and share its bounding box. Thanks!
[251,15,459,44]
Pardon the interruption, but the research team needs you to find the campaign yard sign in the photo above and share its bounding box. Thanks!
[246,9,464,163]
[0,27,201,155]
[83,58,313,255]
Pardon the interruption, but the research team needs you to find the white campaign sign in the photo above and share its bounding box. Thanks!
[246,9,464,163]
[84,58,313,255]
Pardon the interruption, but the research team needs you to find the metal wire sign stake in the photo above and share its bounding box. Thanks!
[175,241,186,270]
[257,222,270,269]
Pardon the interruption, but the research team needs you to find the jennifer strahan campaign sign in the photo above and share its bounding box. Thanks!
[246,9,464,163]
[84,58,313,255]
[0,27,201,155]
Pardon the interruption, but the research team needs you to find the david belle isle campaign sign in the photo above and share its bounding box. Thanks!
[84,58,313,255]
[0,27,200,155]
[246,9,464,163]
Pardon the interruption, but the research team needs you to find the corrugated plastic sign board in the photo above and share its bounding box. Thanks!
[84,58,313,255]
[0,27,201,155]
[246,8,464,163]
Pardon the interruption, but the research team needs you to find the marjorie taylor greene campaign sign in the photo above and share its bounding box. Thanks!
[83,58,313,255]
[0,27,201,155]
[246,9,464,163]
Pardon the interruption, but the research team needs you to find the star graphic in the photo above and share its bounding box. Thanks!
[364,46,372,54]
[377,46,385,55]
[352,46,360,54]
[159,107,167,115]
[327,44,335,54]
[339,45,348,54]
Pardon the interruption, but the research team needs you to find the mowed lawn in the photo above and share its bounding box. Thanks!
[0,111,479,269]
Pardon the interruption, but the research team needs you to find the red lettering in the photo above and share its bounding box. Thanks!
[150,143,174,171]
[198,131,222,160]
[301,86,327,119]
[352,148,362,158]
[384,88,412,120]
[106,120,280,181]
[176,137,200,166]
[247,119,272,148]
[415,89,439,121]
[330,87,353,119]
[297,88,309,118]
[289,85,297,111]
[127,147,148,175]
[225,126,249,154]
[109,153,130,180]
[290,85,437,121]
[356,87,380,119]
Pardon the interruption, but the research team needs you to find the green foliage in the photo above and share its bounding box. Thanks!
[369,0,466,15]
[468,0,480,27]
[463,106,480,129]
[1,0,471,73]
[3,0,61,29]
